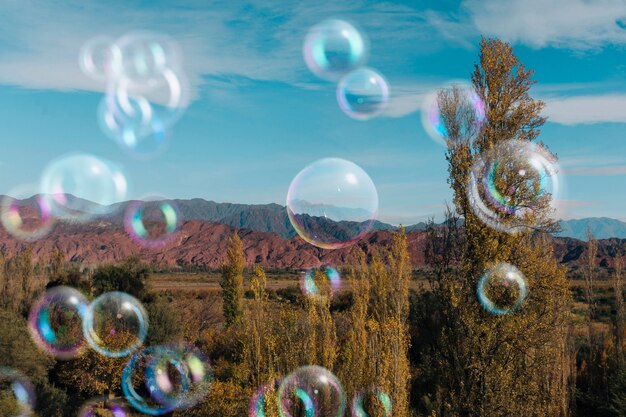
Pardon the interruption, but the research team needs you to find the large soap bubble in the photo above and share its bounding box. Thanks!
[477,263,528,315]
[278,366,346,417]
[303,19,368,80]
[286,158,379,250]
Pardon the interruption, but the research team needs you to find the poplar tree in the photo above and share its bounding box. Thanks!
[220,230,245,327]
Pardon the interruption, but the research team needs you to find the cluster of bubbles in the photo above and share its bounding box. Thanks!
[420,81,486,147]
[286,158,379,250]
[80,32,189,159]
[303,19,389,120]
[477,263,528,315]
[300,265,342,299]
[468,140,560,235]
[124,197,181,249]
[122,343,213,415]
[0,367,36,416]
[28,287,148,359]
[248,366,393,417]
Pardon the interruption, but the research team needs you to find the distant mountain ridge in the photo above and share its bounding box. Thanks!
[558,218,626,241]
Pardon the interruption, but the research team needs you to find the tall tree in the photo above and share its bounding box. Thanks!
[221,230,245,327]
[613,257,624,367]
[429,37,571,416]
[585,228,599,351]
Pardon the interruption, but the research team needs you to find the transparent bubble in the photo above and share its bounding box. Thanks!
[287,158,378,250]
[250,379,281,417]
[278,365,346,417]
[28,286,89,360]
[351,387,392,417]
[83,292,148,358]
[39,154,128,223]
[300,265,341,299]
[337,68,389,120]
[124,198,181,249]
[468,140,560,234]
[1,184,56,242]
[421,82,486,147]
[477,263,527,315]
[303,19,368,80]
[123,345,212,415]
[0,368,35,417]
[115,31,181,85]
[79,36,122,82]
[78,397,128,417]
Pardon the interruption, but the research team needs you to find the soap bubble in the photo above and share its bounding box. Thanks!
[301,265,341,299]
[250,379,281,417]
[421,82,485,147]
[124,198,181,249]
[278,365,346,417]
[28,286,89,360]
[83,292,148,358]
[1,184,56,242]
[78,397,128,417]
[351,387,392,417]
[337,68,389,120]
[115,31,181,85]
[79,36,122,82]
[122,344,212,415]
[39,154,128,223]
[303,19,368,80]
[468,140,560,234]
[0,368,35,417]
[287,158,378,250]
[477,263,527,315]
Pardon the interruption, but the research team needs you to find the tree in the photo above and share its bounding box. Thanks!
[220,231,245,327]
[91,257,150,300]
[585,228,599,351]
[427,37,571,416]
[613,258,625,367]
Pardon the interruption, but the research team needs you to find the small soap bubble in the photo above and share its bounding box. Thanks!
[79,36,122,82]
[337,68,389,120]
[278,365,346,417]
[351,387,392,417]
[78,397,128,417]
[477,263,528,315]
[1,185,56,242]
[124,198,181,249]
[300,265,341,299]
[0,368,35,417]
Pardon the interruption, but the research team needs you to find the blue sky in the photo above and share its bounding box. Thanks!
[0,0,625,224]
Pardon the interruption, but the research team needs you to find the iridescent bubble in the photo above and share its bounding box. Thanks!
[287,158,378,250]
[124,198,181,249]
[278,365,346,417]
[249,379,281,417]
[78,397,128,417]
[39,154,128,223]
[477,263,527,315]
[122,344,212,415]
[83,291,148,358]
[421,82,486,147]
[115,31,181,85]
[300,265,341,299]
[351,387,392,417]
[0,368,35,417]
[467,140,560,234]
[337,68,389,120]
[0,185,56,242]
[28,286,89,360]
[79,36,122,82]
[303,19,368,80]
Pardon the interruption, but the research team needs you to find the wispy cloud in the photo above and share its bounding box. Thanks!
[543,93,626,125]
[560,155,626,176]
[463,0,626,49]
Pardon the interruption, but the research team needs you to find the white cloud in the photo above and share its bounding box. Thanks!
[463,0,626,49]
[543,93,626,125]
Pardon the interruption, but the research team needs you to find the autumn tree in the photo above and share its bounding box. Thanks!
[613,257,625,367]
[221,230,245,327]
[426,37,571,416]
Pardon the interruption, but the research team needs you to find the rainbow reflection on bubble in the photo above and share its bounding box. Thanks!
[0,185,55,242]
[78,397,128,417]
[0,367,35,417]
[79,36,122,82]
[286,158,379,250]
[124,198,181,249]
[467,140,560,234]
[83,291,148,358]
[351,387,392,417]
[303,19,368,80]
[278,366,346,417]
[420,82,486,147]
[477,263,527,316]
[39,153,128,223]
[28,286,89,360]
[337,68,389,120]
[249,379,282,417]
[122,344,212,416]
[301,265,341,299]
